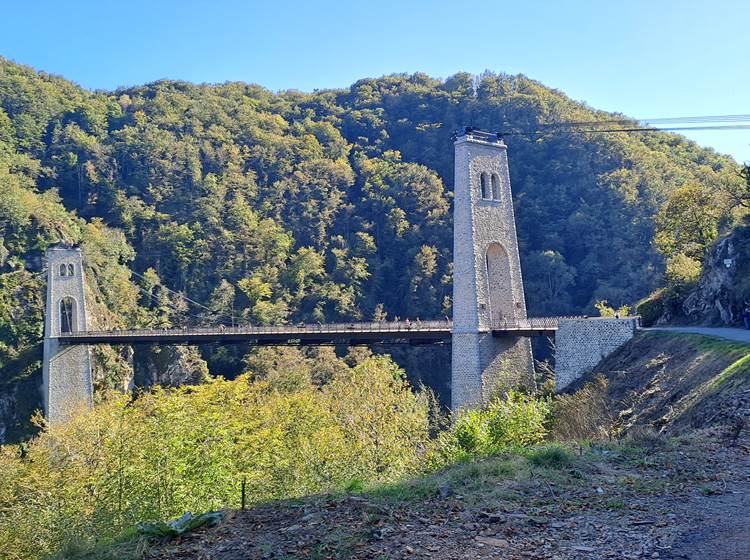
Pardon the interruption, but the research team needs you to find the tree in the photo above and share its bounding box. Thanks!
[0,58,745,438]
[522,250,576,315]
[724,164,750,211]
[655,183,724,260]
[208,279,236,325]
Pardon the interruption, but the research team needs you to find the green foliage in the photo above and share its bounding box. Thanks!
[47,527,149,560]
[645,252,703,322]
[440,391,551,460]
[0,355,431,559]
[0,52,746,560]
[137,511,223,537]
[0,58,740,348]
[523,250,576,314]
[594,300,630,317]
[655,183,725,261]
[636,290,665,327]
[723,163,750,212]
[525,443,574,469]
[664,253,702,289]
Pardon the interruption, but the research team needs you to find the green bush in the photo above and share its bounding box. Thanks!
[0,355,431,560]
[485,392,551,448]
[636,289,665,327]
[440,391,551,460]
[138,511,223,537]
[665,253,702,288]
[525,443,573,469]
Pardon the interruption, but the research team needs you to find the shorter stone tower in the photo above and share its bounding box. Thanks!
[42,245,93,423]
[451,130,534,410]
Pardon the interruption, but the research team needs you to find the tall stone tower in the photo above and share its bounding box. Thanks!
[451,129,534,410]
[42,245,93,423]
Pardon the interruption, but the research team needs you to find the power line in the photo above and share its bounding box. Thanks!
[500,124,750,137]
[545,113,750,127]
[493,112,750,137]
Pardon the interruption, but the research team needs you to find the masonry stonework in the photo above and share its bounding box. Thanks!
[555,317,638,390]
[42,245,93,423]
[451,133,534,410]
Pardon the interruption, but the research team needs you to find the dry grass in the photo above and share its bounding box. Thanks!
[551,375,615,441]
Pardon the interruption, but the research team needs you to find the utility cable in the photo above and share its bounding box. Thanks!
[495,112,750,137]
[500,123,750,137]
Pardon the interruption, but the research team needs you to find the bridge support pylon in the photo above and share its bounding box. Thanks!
[451,130,534,411]
[42,245,93,423]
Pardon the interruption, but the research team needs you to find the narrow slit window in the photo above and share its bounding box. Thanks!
[480,173,489,199]
[68,263,75,276]
[59,264,67,277]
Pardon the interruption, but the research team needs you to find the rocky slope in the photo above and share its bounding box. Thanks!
[653,226,750,327]
[566,331,750,437]
[681,226,750,325]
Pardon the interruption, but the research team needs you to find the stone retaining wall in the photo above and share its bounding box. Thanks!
[555,317,639,390]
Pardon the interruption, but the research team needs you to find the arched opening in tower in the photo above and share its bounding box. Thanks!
[491,174,500,200]
[60,297,77,334]
[485,243,514,326]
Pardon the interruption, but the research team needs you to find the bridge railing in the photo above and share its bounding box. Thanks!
[62,315,639,340]
[491,315,588,331]
[491,315,639,331]
[63,319,454,339]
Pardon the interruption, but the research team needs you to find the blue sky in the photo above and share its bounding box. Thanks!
[2,0,748,161]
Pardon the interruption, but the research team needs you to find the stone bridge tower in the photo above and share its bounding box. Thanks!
[42,245,93,423]
[451,130,534,410]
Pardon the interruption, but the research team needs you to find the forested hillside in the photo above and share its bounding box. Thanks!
[0,58,742,439]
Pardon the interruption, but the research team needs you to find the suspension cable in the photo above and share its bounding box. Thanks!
[129,269,236,324]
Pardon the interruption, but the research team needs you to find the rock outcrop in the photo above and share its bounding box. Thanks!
[133,345,210,388]
[681,226,750,325]
[0,347,43,443]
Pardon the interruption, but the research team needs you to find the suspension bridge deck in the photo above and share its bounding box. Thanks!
[57,317,575,346]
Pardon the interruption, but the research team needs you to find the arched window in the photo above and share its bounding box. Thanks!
[68,263,75,276]
[485,243,514,326]
[60,264,67,277]
[491,174,500,200]
[60,297,77,333]
[480,173,489,199]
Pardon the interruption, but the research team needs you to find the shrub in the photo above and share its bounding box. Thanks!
[635,289,665,327]
[485,391,551,448]
[665,253,702,289]
[594,300,630,318]
[525,443,573,469]
[450,408,486,455]
[0,355,431,560]
[552,375,613,441]
[440,391,551,460]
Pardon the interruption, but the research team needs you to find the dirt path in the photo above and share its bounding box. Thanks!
[148,435,750,560]
[667,474,750,560]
